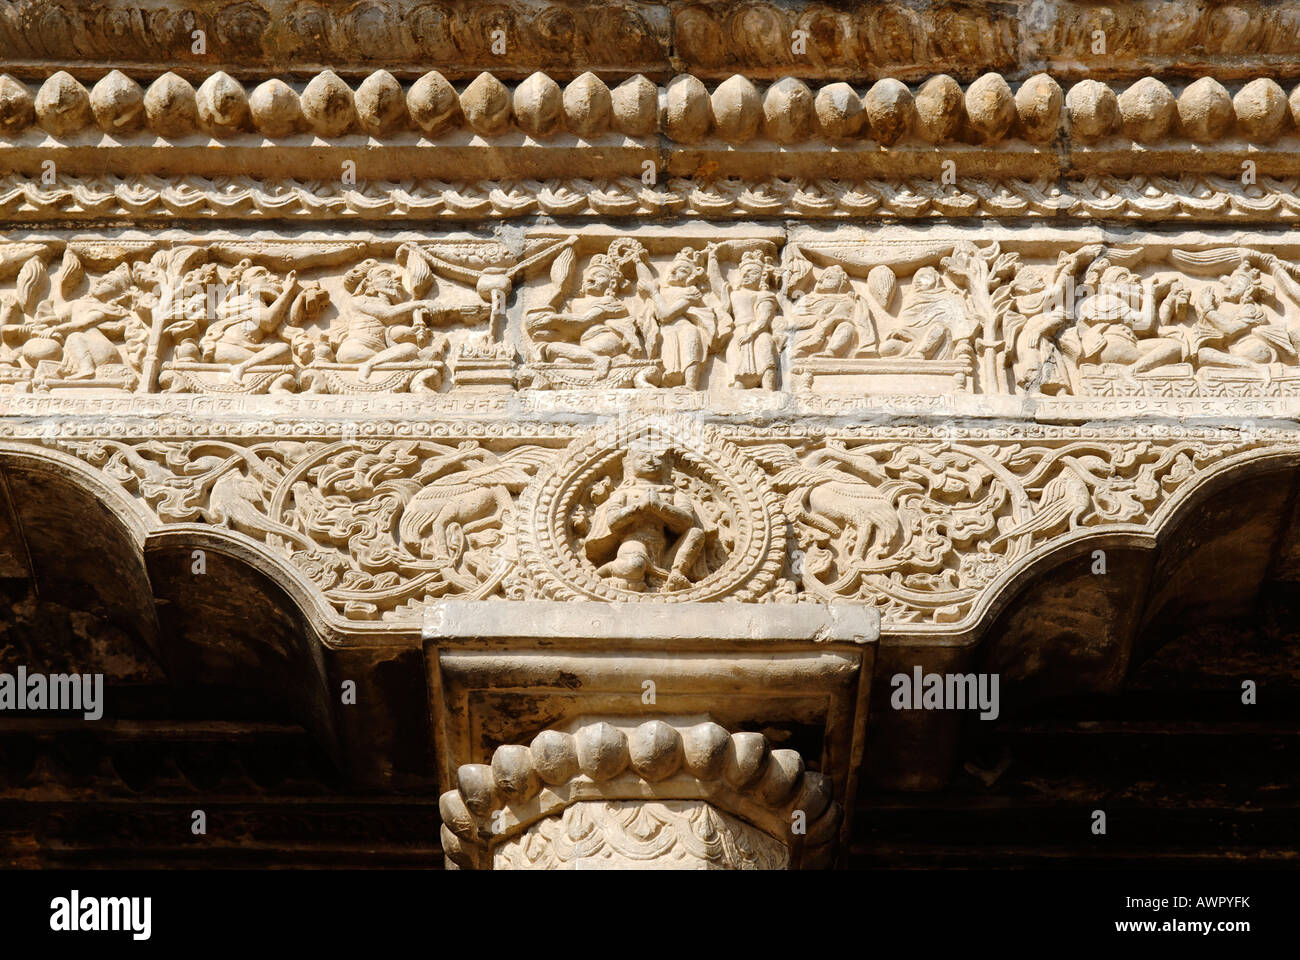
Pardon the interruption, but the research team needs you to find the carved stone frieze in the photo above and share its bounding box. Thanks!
[7,229,1300,409]
[3,0,1298,873]
[23,420,1264,630]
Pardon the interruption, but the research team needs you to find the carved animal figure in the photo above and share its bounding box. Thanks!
[991,454,1107,546]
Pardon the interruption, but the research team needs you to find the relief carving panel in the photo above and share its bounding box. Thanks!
[35,421,1258,629]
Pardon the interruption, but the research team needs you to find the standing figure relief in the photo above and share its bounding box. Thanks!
[642,245,728,391]
[720,249,782,390]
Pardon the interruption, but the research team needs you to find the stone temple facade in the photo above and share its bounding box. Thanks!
[0,1,1297,870]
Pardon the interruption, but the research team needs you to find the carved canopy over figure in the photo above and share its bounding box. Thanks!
[582,443,711,593]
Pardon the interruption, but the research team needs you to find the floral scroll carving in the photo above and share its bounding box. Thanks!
[39,422,1256,627]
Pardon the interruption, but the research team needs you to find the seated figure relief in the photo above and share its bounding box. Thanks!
[1012,247,1300,396]
[1190,258,1300,383]
[788,263,877,359]
[879,265,977,361]
[311,256,453,390]
[1060,260,1189,387]
[522,238,657,388]
[786,242,1018,394]
[0,253,149,391]
[571,443,721,595]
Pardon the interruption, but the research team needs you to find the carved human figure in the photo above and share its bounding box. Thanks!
[880,266,975,360]
[524,248,643,379]
[722,250,780,389]
[50,265,147,379]
[583,444,708,592]
[1193,262,1296,377]
[200,262,302,382]
[333,260,447,381]
[1008,245,1104,393]
[1058,261,1188,382]
[166,262,223,362]
[639,247,725,390]
[790,264,875,359]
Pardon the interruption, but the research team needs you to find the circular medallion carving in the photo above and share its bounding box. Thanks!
[517,417,785,602]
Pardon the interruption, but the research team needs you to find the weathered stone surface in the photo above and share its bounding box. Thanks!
[354,70,408,137]
[863,78,914,145]
[4,0,1296,878]
[300,69,356,137]
[1178,76,1234,142]
[407,72,460,135]
[711,74,762,143]
[195,71,249,135]
[914,74,964,143]
[562,72,611,137]
[143,72,197,137]
[664,73,712,143]
[513,71,563,138]
[1234,77,1289,141]
[248,78,302,137]
[1066,78,1117,141]
[1119,77,1175,142]
[814,81,864,139]
[964,72,1016,143]
[1015,73,1062,142]
[611,74,657,135]
[34,71,90,136]
[0,75,34,133]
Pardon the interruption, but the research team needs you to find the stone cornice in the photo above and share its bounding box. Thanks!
[4,69,1300,188]
[4,68,1300,150]
[6,173,1300,224]
[5,1,1300,84]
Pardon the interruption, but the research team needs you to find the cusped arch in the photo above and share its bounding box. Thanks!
[972,447,1300,696]
[945,444,1300,645]
[0,442,160,658]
